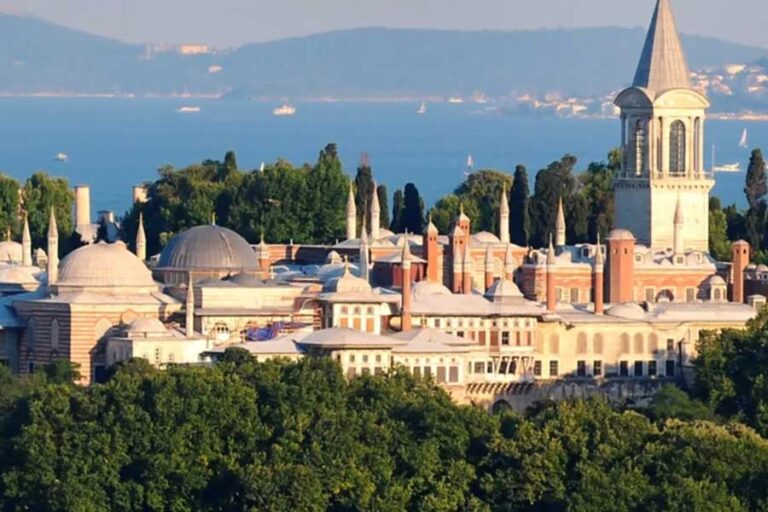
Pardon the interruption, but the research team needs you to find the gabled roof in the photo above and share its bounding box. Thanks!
[632,0,691,92]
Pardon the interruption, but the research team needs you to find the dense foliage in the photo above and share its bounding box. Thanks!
[1,357,768,511]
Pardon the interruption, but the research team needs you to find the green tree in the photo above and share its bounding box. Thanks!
[376,184,390,230]
[354,155,375,233]
[509,165,530,245]
[22,172,74,251]
[402,183,424,234]
[744,149,767,249]
[306,143,348,243]
[528,155,578,247]
[454,170,513,235]
[0,174,20,239]
[580,150,617,241]
[709,197,731,261]
[391,189,404,232]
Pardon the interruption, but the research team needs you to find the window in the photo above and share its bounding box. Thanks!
[499,360,509,374]
[666,360,676,377]
[366,306,374,315]
[423,367,432,378]
[593,334,604,355]
[50,320,60,351]
[375,354,382,363]
[634,361,644,377]
[533,361,542,377]
[413,367,421,378]
[449,366,459,383]
[212,322,230,342]
[634,334,644,354]
[474,362,485,374]
[374,367,384,376]
[486,362,494,374]
[501,332,510,346]
[349,354,356,363]
[620,361,629,377]
[645,288,655,303]
[549,361,559,377]
[577,333,588,355]
[457,331,465,338]
[437,367,447,383]
[593,361,603,377]
[341,306,349,314]
[570,288,580,303]
[362,355,369,363]
[669,120,686,175]
[577,361,586,377]
[620,334,630,354]
[686,288,696,303]
[648,360,657,377]
[27,362,35,374]
[361,368,370,376]
[434,319,441,328]
[635,119,647,174]
[667,338,675,353]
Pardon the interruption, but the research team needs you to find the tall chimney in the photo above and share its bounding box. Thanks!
[74,185,91,230]
[594,234,605,315]
[546,235,557,312]
[186,280,195,339]
[732,240,750,304]
[484,245,495,291]
[401,236,413,331]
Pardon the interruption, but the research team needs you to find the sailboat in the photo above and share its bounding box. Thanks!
[712,145,741,173]
[739,128,748,149]
[417,101,427,115]
[464,154,474,176]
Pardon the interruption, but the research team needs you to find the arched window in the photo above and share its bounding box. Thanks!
[669,120,686,175]
[620,333,630,354]
[635,120,647,175]
[593,334,604,355]
[548,335,560,355]
[634,334,645,354]
[576,333,588,355]
[212,322,231,343]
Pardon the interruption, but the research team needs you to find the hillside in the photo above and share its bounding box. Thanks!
[1,14,768,106]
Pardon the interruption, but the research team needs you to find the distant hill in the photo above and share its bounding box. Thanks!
[1,14,767,103]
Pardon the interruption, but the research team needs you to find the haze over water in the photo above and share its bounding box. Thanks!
[0,98,760,218]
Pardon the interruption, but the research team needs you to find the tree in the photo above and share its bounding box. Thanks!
[22,172,74,251]
[353,155,375,233]
[509,165,530,246]
[391,189,404,232]
[376,184,390,230]
[528,155,578,247]
[453,170,513,235]
[429,195,461,235]
[306,143,348,243]
[744,149,767,249]
[402,183,424,234]
[580,150,617,241]
[0,174,20,239]
[708,197,731,261]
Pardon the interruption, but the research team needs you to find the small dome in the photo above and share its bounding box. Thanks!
[58,242,156,290]
[158,225,259,272]
[376,229,395,239]
[0,241,22,264]
[606,303,646,320]
[607,229,635,241]
[757,264,768,273]
[123,318,172,338]
[0,266,38,285]
[412,280,452,299]
[471,232,501,245]
[484,279,523,302]
[706,275,727,286]
[227,272,267,287]
[322,265,371,294]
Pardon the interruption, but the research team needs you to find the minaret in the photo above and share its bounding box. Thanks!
[499,183,510,245]
[424,215,440,283]
[462,242,473,295]
[555,197,566,248]
[401,234,413,331]
[452,241,464,294]
[546,235,557,312]
[504,244,516,281]
[484,244,495,292]
[186,280,195,339]
[136,213,147,262]
[370,182,381,241]
[47,208,59,285]
[346,183,357,241]
[359,219,370,283]
[22,213,32,267]
[594,234,605,315]
[673,196,684,257]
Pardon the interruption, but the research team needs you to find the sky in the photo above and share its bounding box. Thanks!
[0,0,765,49]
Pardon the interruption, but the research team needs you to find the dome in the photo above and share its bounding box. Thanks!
[0,266,38,285]
[606,303,647,320]
[484,279,523,303]
[607,229,636,241]
[227,272,269,287]
[412,280,452,299]
[322,265,371,294]
[0,241,22,264]
[757,264,768,273]
[706,275,727,286]
[158,225,259,272]
[471,232,501,245]
[58,242,156,290]
[123,318,173,338]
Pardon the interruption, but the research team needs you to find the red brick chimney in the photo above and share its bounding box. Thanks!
[606,229,635,304]
[731,240,750,304]
[401,236,413,331]
[424,216,440,283]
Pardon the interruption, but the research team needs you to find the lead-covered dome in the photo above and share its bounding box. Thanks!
[0,241,22,264]
[57,241,156,291]
[158,225,260,272]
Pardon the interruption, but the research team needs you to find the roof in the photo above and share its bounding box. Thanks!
[207,334,306,355]
[389,328,475,347]
[0,241,22,264]
[157,224,260,272]
[57,242,156,290]
[298,327,406,349]
[411,292,544,317]
[632,0,691,92]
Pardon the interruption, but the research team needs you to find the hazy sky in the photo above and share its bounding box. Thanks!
[0,0,764,49]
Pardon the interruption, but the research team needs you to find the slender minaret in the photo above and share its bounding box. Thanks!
[136,212,147,262]
[401,234,413,331]
[462,242,473,295]
[22,213,32,267]
[594,234,605,315]
[484,244,495,291]
[370,182,381,241]
[555,197,566,248]
[47,208,59,285]
[346,183,357,241]
[546,235,557,312]
[499,183,510,245]
[186,280,195,339]
[359,218,370,283]
[673,196,684,256]
[504,243,515,281]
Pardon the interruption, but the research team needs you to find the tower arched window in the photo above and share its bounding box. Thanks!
[635,120,647,175]
[669,120,686,176]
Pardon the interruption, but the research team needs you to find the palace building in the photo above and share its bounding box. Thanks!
[0,0,760,409]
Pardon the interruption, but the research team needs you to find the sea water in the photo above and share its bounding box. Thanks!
[0,97,761,216]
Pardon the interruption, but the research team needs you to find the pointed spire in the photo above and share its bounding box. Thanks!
[499,183,510,244]
[361,216,369,246]
[500,183,509,214]
[370,182,381,240]
[547,234,556,267]
[136,212,147,261]
[633,0,691,92]
[555,197,566,247]
[595,233,604,267]
[401,231,412,266]
[48,207,58,239]
[186,280,195,339]
[674,195,684,224]
[22,213,31,267]
[426,213,438,234]
[346,182,357,241]
[211,212,217,226]
[47,208,59,285]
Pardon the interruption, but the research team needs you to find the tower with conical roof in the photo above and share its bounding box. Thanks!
[370,182,381,241]
[499,184,510,245]
[346,183,357,241]
[555,197,566,248]
[22,213,32,267]
[136,213,147,262]
[47,208,59,285]
[613,0,712,252]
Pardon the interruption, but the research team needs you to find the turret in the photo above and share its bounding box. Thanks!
[370,182,381,241]
[731,240,750,304]
[47,208,59,285]
[555,197,566,248]
[346,182,357,241]
[424,215,440,283]
[257,233,270,271]
[462,242,473,295]
[401,233,413,331]
[359,219,370,283]
[546,235,557,312]
[594,234,605,315]
[452,239,464,294]
[606,229,636,304]
[499,183,510,245]
[136,212,147,262]
[22,213,31,267]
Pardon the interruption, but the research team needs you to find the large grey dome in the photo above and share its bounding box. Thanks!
[158,225,260,272]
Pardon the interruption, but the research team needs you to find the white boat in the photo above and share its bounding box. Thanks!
[466,154,474,173]
[712,145,742,172]
[739,128,748,149]
[417,101,427,115]
[176,106,201,113]
[54,152,68,162]
[448,96,464,104]
[273,104,296,116]
[259,162,265,172]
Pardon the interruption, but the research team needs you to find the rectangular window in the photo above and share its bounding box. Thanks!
[449,366,459,383]
[645,288,655,303]
[413,367,422,378]
[533,361,542,377]
[686,288,696,303]
[346,367,357,379]
[577,361,586,377]
[549,360,559,377]
[349,354,356,363]
[648,360,657,377]
[666,360,675,377]
[27,362,35,374]
[620,361,629,377]
[499,360,509,374]
[487,361,494,374]
[437,366,447,383]
[667,338,675,352]
[593,360,602,377]
[570,288,580,303]
[362,354,369,363]
[423,367,432,378]
[434,319,441,328]
[457,331,465,338]
[474,362,485,374]
[374,367,384,376]
[501,332,510,346]
[361,368,370,376]
[375,354,382,363]
[634,361,644,378]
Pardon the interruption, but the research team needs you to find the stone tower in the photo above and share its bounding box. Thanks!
[613,0,712,252]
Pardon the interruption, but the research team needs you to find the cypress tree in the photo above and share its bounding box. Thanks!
[353,154,375,234]
[509,165,530,245]
[377,184,390,230]
[391,189,404,233]
[403,183,424,234]
[745,149,767,249]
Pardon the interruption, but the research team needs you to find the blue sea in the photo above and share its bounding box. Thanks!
[0,97,763,216]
